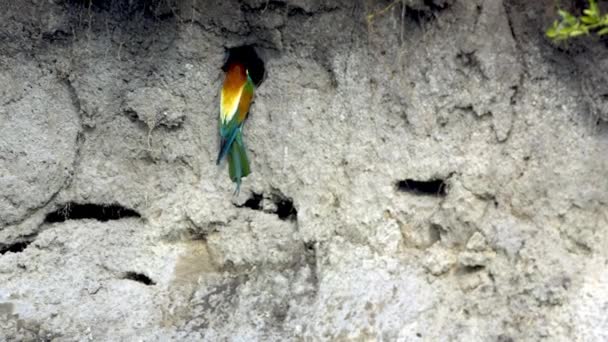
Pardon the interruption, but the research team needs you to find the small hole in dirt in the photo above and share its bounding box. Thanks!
[497,334,515,342]
[396,179,447,196]
[400,0,450,25]
[42,30,71,42]
[276,197,297,221]
[0,240,33,255]
[235,191,297,221]
[463,265,485,273]
[44,202,141,223]
[287,7,313,17]
[428,224,443,244]
[304,241,316,252]
[223,45,266,87]
[456,51,478,68]
[122,272,155,286]
[240,192,263,210]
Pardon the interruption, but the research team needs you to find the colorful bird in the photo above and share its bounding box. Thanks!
[217,61,255,193]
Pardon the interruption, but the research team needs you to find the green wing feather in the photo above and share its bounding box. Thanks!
[227,130,250,194]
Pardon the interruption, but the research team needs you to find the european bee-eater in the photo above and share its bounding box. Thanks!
[217,61,255,193]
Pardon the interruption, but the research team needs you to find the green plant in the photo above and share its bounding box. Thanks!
[546,0,608,41]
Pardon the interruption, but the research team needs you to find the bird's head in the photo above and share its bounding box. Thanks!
[222,45,265,87]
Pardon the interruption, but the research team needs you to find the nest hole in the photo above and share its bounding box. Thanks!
[44,202,141,223]
[396,178,447,196]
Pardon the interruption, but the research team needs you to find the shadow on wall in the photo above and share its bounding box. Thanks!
[64,0,176,19]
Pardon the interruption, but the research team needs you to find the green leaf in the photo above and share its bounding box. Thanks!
[570,29,586,37]
[559,9,578,25]
[546,22,557,36]
[589,0,599,15]
[581,15,597,24]
[546,0,608,41]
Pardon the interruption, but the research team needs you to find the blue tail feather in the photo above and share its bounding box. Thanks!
[216,127,239,165]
